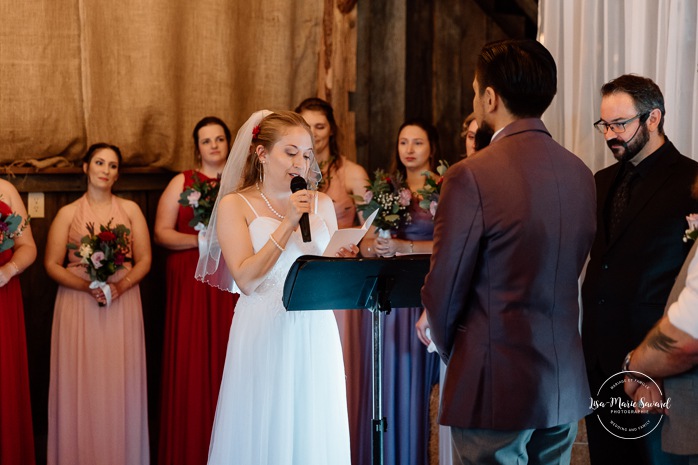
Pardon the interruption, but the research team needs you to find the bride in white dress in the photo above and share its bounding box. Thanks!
[197,110,355,465]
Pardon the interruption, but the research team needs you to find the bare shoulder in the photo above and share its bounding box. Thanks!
[342,157,369,177]
[218,191,240,209]
[53,200,79,226]
[0,178,17,194]
[164,172,186,191]
[0,179,21,205]
[316,191,335,217]
[219,189,255,217]
[317,191,333,206]
[116,196,145,218]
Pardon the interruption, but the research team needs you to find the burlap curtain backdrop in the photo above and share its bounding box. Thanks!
[0,0,322,170]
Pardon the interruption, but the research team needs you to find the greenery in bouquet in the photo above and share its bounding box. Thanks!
[355,169,412,233]
[416,160,450,219]
[684,213,698,242]
[68,219,132,283]
[0,196,30,253]
[178,172,221,229]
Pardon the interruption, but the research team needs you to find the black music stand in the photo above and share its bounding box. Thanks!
[283,254,431,465]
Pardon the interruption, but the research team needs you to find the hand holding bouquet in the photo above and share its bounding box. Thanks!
[68,219,132,307]
[178,173,221,230]
[355,169,412,234]
[0,197,30,253]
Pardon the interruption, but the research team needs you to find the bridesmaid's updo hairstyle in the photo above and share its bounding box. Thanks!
[193,116,232,163]
[239,111,313,190]
[82,143,123,170]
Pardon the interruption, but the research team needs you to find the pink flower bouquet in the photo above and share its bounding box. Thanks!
[178,173,221,229]
[355,169,411,233]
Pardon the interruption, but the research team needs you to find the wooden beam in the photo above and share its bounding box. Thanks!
[317,0,359,162]
[404,0,434,120]
[512,0,538,25]
[472,0,527,38]
[355,0,406,174]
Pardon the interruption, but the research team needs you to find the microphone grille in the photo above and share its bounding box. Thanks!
[290,176,307,192]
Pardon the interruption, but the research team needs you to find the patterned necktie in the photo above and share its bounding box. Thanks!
[609,163,638,237]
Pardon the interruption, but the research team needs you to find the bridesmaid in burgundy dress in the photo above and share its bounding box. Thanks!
[154,116,238,465]
[0,178,36,465]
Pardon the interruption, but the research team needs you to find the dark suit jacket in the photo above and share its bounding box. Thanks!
[581,141,698,381]
[422,118,596,430]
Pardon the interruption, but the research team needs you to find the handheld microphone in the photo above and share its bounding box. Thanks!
[290,176,312,242]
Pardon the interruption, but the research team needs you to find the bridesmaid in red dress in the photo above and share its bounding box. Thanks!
[155,116,238,465]
[0,179,36,465]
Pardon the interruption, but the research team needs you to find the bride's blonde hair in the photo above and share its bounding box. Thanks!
[239,111,312,190]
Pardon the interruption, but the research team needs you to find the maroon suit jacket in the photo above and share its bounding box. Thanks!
[422,118,596,430]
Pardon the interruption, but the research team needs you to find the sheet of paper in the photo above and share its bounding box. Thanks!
[322,210,378,257]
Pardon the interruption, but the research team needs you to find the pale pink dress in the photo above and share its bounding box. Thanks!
[47,195,149,465]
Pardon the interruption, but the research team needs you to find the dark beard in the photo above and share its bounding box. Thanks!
[475,122,495,151]
[607,123,650,162]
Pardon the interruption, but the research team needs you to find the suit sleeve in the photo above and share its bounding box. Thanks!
[422,163,483,362]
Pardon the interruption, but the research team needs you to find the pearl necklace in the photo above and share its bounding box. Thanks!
[256,183,285,219]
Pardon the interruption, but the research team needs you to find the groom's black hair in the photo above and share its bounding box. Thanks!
[475,39,557,119]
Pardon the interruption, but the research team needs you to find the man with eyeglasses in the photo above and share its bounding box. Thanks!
[582,74,698,464]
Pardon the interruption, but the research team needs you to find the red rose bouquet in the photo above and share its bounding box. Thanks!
[178,173,221,230]
[68,219,132,301]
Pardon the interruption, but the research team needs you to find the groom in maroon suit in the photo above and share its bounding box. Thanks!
[422,39,596,464]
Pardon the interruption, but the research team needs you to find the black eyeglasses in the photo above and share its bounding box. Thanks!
[593,113,648,134]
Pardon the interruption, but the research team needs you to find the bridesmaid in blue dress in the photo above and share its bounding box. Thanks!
[362,119,442,465]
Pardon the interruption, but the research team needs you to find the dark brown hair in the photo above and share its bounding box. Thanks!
[476,39,557,118]
[389,119,440,179]
[294,97,342,191]
[82,143,123,170]
[601,74,665,135]
[193,116,232,163]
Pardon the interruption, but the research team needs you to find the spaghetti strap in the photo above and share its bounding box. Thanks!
[236,193,260,218]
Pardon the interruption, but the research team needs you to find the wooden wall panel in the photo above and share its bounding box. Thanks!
[356,0,533,173]
[354,0,407,175]
[433,0,509,161]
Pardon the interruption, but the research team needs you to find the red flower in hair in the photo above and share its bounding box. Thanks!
[252,125,261,138]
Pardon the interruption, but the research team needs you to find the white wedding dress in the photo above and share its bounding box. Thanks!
[208,195,351,465]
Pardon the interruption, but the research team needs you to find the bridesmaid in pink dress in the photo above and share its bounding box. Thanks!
[0,179,37,465]
[45,143,151,465]
[295,99,373,465]
[154,117,237,465]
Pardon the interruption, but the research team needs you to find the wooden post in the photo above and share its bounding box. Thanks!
[318,0,358,162]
